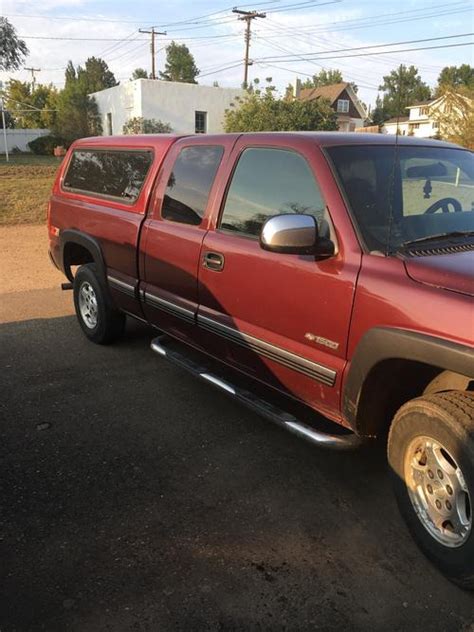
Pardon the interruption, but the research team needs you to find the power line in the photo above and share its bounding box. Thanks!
[2,2,273,26]
[266,0,341,13]
[254,35,380,90]
[254,32,474,62]
[20,35,148,41]
[256,14,462,75]
[264,1,470,34]
[256,41,473,64]
[198,62,245,78]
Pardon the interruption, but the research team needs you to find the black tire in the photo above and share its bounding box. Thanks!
[73,263,125,345]
[388,391,474,589]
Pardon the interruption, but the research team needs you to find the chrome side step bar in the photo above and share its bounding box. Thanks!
[151,336,362,451]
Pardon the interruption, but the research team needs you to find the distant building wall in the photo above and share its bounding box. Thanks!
[90,79,244,135]
[90,81,141,136]
[139,80,244,134]
[1,128,50,152]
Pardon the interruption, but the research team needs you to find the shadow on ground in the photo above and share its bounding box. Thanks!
[1,316,473,631]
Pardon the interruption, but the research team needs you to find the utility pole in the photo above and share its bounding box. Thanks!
[138,28,167,80]
[0,82,9,162]
[232,8,266,87]
[24,67,41,90]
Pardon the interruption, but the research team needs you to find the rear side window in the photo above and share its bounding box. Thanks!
[162,145,224,225]
[63,149,153,203]
[219,147,326,237]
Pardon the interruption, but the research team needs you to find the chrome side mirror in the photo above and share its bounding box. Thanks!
[260,214,334,259]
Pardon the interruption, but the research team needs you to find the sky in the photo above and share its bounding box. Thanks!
[1,0,473,107]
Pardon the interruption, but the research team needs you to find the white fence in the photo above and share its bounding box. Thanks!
[1,128,50,153]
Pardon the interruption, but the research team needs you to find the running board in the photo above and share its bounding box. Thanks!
[151,336,362,451]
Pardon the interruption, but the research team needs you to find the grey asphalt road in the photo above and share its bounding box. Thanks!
[1,234,473,631]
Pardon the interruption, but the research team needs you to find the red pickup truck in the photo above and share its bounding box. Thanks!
[48,132,474,588]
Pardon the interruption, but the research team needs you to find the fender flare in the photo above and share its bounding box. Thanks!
[343,327,474,429]
[60,229,107,284]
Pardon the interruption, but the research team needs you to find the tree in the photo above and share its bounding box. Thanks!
[224,79,337,132]
[159,42,199,83]
[51,58,116,142]
[122,117,172,134]
[52,80,101,143]
[372,65,431,124]
[65,61,77,87]
[0,17,28,71]
[131,68,149,80]
[77,57,118,93]
[435,64,474,95]
[4,80,58,128]
[301,69,343,89]
[431,86,474,149]
[0,109,14,129]
[300,69,358,93]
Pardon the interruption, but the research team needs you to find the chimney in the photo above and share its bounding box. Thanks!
[293,77,301,99]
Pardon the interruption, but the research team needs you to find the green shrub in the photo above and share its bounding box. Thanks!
[122,117,172,134]
[28,134,67,155]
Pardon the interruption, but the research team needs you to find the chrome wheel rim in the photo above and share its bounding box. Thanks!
[404,435,471,548]
[78,281,98,329]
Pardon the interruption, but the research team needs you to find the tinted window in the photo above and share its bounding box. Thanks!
[219,148,326,237]
[327,145,474,252]
[64,149,153,202]
[162,145,223,225]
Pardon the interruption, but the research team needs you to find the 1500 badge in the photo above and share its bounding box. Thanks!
[305,333,339,350]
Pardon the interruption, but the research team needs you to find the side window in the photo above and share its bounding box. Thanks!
[162,145,224,225]
[219,148,326,237]
[63,149,152,202]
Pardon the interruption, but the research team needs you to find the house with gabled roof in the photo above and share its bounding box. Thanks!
[383,92,473,139]
[292,80,368,132]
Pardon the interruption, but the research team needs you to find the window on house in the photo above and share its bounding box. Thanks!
[337,99,349,113]
[162,145,223,225]
[432,122,440,129]
[219,148,327,238]
[195,111,207,134]
[106,112,113,135]
[63,149,153,203]
[419,107,428,116]
[411,123,420,129]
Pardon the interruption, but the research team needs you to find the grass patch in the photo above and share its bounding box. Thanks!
[0,154,63,225]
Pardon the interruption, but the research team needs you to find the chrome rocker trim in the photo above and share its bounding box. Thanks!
[151,336,361,451]
[107,275,136,298]
[143,292,195,324]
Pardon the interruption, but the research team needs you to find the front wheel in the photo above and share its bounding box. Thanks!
[73,263,125,344]
[388,391,474,589]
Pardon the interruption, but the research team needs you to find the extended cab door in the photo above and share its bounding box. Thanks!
[197,136,362,420]
[140,136,236,346]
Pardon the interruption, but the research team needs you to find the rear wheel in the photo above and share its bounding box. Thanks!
[73,263,125,344]
[388,391,474,589]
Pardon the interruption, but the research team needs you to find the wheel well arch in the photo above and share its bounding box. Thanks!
[60,230,106,284]
[344,328,474,438]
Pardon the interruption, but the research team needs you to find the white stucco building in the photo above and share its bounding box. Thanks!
[90,79,245,135]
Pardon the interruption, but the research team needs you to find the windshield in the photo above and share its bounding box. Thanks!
[326,145,474,253]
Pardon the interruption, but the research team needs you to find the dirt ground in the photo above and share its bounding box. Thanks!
[1,225,473,631]
[0,225,73,322]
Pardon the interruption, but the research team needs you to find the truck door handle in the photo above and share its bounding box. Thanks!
[203,251,225,271]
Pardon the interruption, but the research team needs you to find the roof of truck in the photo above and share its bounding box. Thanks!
[73,132,460,150]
